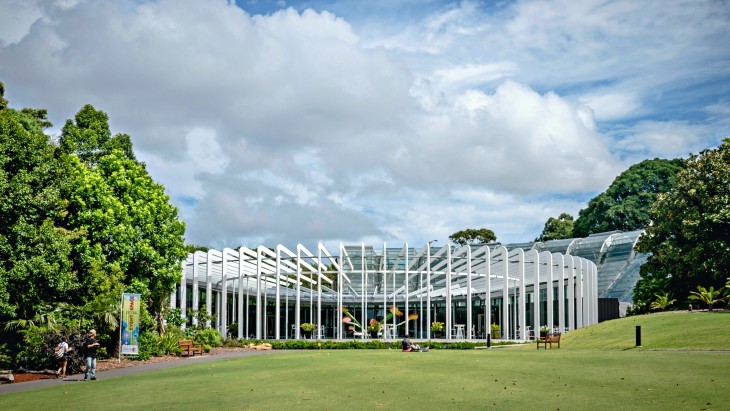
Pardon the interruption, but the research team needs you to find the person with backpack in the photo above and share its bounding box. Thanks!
[84,329,100,380]
[55,336,72,379]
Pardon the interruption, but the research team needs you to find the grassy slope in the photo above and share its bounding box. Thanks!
[560,311,730,350]
[1,312,729,410]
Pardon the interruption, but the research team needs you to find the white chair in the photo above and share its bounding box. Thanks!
[455,324,465,339]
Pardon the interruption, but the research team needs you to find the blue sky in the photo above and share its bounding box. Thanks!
[0,0,728,249]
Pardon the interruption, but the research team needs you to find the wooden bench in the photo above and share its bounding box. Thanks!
[536,333,561,349]
[179,339,204,356]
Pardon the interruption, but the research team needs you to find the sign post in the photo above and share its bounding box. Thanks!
[121,293,142,357]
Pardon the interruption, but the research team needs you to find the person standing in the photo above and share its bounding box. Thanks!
[84,329,100,380]
[55,336,72,379]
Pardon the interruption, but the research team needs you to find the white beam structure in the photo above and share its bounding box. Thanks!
[177,242,598,341]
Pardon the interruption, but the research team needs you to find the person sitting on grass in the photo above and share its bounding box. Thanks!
[402,334,426,352]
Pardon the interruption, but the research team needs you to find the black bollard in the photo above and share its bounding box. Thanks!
[636,325,642,347]
[487,333,491,348]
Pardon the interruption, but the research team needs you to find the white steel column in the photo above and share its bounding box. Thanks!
[554,253,565,334]
[396,243,411,337]
[466,246,473,339]
[567,256,575,332]
[206,250,213,328]
[179,260,186,328]
[237,248,244,339]
[255,246,263,339]
[221,249,230,338]
[361,243,366,340]
[275,247,281,340]
[192,252,200,327]
[546,251,554,330]
[517,249,525,341]
[296,246,301,339]
[216,290,222,330]
[485,247,491,338]
[576,258,584,329]
[446,245,452,340]
[383,242,387,339]
[530,251,540,339]
[426,243,432,339]
[499,246,509,341]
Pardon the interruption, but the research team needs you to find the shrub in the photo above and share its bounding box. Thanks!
[224,338,245,348]
[203,344,212,353]
[262,339,499,350]
[195,328,223,347]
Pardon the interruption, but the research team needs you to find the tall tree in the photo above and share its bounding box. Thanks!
[449,228,497,246]
[633,138,730,312]
[0,83,74,320]
[96,150,186,333]
[536,213,574,241]
[573,158,686,237]
[58,105,185,332]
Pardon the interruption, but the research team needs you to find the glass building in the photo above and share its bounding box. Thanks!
[172,239,611,341]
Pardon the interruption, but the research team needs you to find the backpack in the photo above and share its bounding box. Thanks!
[54,346,64,359]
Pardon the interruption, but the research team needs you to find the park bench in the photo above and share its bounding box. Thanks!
[179,339,204,356]
[536,333,561,349]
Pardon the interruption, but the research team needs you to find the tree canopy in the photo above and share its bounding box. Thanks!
[58,105,186,331]
[572,158,686,237]
[1,84,185,336]
[632,138,730,312]
[449,228,497,246]
[536,213,574,242]
[0,93,74,319]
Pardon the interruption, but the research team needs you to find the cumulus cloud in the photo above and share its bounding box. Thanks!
[1,0,727,247]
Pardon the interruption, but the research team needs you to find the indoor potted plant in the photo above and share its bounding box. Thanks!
[431,321,445,338]
[490,323,501,339]
[300,323,317,338]
[539,325,551,338]
[367,319,382,338]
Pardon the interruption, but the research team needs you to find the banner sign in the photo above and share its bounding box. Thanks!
[121,293,141,355]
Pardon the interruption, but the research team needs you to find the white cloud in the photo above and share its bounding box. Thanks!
[434,62,518,88]
[579,92,641,121]
[1,0,727,248]
[614,121,709,161]
[185,128,229,175]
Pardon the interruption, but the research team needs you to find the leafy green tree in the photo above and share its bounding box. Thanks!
[58,105,186,333]
[536,213,574,241]
[573,158,685,237]
[60,154,130,304]
[449,228,497,246]
[0,90,74,320]
[689,286,727,311]
[634,138,730,311]
[95,151,186,333]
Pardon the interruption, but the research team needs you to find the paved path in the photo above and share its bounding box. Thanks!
[0,350,281,395]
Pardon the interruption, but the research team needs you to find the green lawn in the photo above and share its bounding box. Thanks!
[2,312,729,410]
[559,311,730,350]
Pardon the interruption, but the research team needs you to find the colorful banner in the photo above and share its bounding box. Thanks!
[121,293,141,355]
